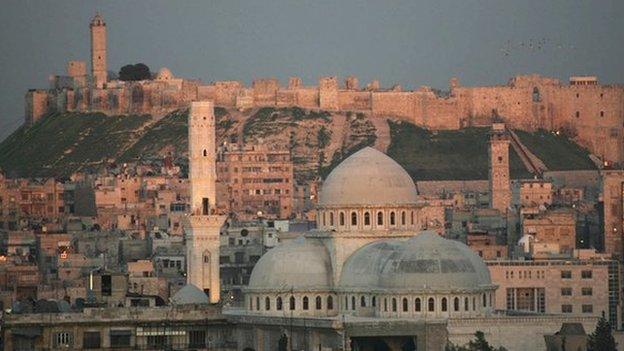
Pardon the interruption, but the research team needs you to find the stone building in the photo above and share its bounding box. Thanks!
[520,179,553,208]
[467,231,508,260]
[489,123,511,214]
[603,170,624,259]
[216,144,294,221]
[522,209,577,254]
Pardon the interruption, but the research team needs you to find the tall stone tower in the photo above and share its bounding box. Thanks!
[186,101,226,303]
[603,170,624,259]
[90,13,107,88]
[489,123,511,213]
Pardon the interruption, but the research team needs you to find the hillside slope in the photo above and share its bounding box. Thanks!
[0,109,596,180]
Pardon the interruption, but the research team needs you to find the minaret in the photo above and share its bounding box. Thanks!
[489,123,511,213]
[185,101,226,303]
[90,13,107,88]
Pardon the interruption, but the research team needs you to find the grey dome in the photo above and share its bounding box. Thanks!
[318,147,418,207]
[248,236,332,291]
[339,231,492,291]
[171,284,209,305]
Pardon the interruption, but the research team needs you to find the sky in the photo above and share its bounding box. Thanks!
[1,0,623,141]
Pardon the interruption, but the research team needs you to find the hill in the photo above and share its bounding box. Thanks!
[0,109,596,181]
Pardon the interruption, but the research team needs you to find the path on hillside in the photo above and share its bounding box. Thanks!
[508,128,548,175]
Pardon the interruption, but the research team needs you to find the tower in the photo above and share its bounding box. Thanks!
[603,170,624,258]
[186,101,226,303]
[90,13,107,88]
[489,123,511,213]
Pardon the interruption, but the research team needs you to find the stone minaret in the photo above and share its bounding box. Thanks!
[90,13,107,88]
[186,101,226,303]
[489,123,511,213]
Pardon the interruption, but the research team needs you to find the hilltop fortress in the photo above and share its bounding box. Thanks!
[26,13,624,164]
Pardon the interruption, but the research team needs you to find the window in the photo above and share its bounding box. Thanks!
[83,332,101,349]
[454,297,459,312]
[189,330,206,348]
[54,332,72,348]
[415,298,421,312]
[316,296,322,310]
[361,296,366,307]
[392,298,397,312]
[364,212,371,226]
[428,298,435,312]
[482,294,486,307]
[265,297,271,310]
[600,111,605,117]
[442,297,448,312]
[289,296,295,310]
[351,296,356,310]
[277,297,283,310]
[582,304,593,313]
[256,297,260,310]
[303,296,309,310]
[581,270,592,279]
[561,270,572,279]
[384,298,388,312]
[561,304,573,313]
[351,212,357,226]
[101,274,112,296]
[327,296,333,310]
[340,212,345,226]
[203,149,207,157]
[377,212,383,225]
[330,212,334,226]
[465,297,469,311]
[109,330,132,348]
[561,287,572,296]
[401,211,406,225]
[582,287,593,296]
[372,296,376,307]
[390,212,396,225]
[402,298,408,312]
[575,111,580,118]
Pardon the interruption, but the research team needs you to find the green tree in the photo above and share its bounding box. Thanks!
[588,315,617,351]
[118,63,152,81]
[446,331,507,351]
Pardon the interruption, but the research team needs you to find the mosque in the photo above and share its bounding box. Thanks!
[178,102,597,351]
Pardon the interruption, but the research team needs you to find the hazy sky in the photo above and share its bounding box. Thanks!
[1,0,623,141]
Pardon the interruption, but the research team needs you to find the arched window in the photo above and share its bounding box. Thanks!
[384,298,388,312]
[277,297,283,310]
[289,296,295,310]
[402,298,408,312]
[364,212,371,226]
[472,297,476,311]
[428,298,435,312]
[483,294,486,307]
[327,296,333,310]
[256,297,260,311]
[339,212,345,226]
[322,212,326,227]
[351,296,356,310]
[372,296,376,307]
[489,293,492,307]
[441,297,447,312]
[392,298,397,312]
[265,297,271,310]
[415,298,421,312]
[411,211,414,225]
[361,296,366,307]
[329,212,334,226]
[249,297,253,310]
[351,212,357,226]
[377,212,384,226]
[345,296,348,309]
[454,297,459,312]
[464,297,469,311]
[532,87,541,102]
[203,149,207,157]
[390,212,396,225]
[316,296,322,310]
[401,211,406,226]
[303,296,309,310]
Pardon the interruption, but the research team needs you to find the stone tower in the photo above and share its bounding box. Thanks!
[489,123,511,213]
[186,101,226,303]
[90,13,107,88]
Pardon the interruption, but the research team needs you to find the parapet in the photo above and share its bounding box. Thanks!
[570,76,598,86]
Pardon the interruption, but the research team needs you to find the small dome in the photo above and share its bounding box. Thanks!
[90,13,105,26]
[156,67,174,80]
[171,284,208,305]
[339,231,492,291]
[248,237,332,291]
[318,147,418,207]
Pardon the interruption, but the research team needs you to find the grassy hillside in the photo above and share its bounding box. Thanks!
[0,110,596,180]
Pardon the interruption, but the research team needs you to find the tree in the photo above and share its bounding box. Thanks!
[588,315,617,351]
[446,331,507,351]
[118,63,152,81]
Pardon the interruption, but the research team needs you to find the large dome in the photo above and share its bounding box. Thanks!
[339,231,492,291]
[248,237,332,291]
[318,147,418,207]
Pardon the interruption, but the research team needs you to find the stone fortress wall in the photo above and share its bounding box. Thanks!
[27,71,624,165]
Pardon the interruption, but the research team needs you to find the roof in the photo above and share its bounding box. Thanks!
[339,231,492,291]
[171,284,209,305]
[248,236,332,291]
[318,147,418,207]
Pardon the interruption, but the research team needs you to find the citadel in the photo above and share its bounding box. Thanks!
[26,14,624,165]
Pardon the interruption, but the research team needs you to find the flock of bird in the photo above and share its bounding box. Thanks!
[499,38,577,57]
